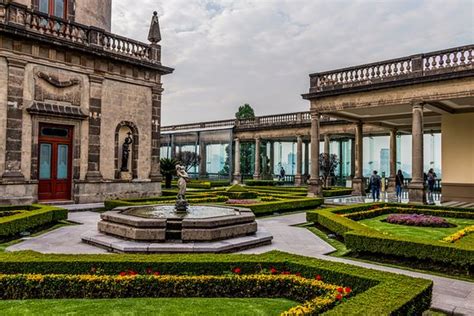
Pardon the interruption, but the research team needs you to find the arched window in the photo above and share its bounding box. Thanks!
[38,0,67,19]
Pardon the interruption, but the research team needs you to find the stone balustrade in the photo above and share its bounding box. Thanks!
[0,2,160,64]
[308,45,473,93]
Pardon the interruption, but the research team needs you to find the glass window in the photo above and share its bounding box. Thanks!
[39,143,52,179]
[39,0,49,14]
[57,144,69,179]
[41,127,69,138]
[54,0,65,18]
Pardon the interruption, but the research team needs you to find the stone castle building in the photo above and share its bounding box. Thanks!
[0,0,173,204]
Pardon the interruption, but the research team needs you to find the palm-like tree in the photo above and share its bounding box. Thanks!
[160,158,178,188]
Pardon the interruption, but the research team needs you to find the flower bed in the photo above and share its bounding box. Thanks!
[307,203,474,268]
[443,225,474,243]
[0,273,348,315]
[386,213,452,228]
[0,251,432,315]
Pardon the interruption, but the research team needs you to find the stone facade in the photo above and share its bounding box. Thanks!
[0,1,173,204]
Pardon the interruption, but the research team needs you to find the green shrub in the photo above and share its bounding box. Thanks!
[226,184,248,192]
[245,198,323,216]
[0,205,67,239]
[244,180,280,186]
[0,251,432,315]
[308,203,474,268]
[322,188,353,197]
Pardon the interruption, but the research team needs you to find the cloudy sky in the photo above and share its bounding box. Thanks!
[112,0,473,125]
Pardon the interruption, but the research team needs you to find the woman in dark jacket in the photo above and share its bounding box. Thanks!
[395,169,404,202]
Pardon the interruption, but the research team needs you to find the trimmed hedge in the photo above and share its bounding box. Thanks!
[0,205,67,239]
[0,274,342,315]
[0,251,432,315]
[307,203,474,268]
[322,187,353,197]
[228,198,324,216]
[244,180,282,186]
[105,196,228,210]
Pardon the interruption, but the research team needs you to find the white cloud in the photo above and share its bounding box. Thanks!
[112,0,473,125]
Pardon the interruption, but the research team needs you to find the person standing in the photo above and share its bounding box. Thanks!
[395,169,404,202]
[370,170,381,202]
[279,166,286,181]
[427,168,437,204]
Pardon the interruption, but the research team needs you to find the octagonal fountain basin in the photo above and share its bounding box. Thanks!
[97,204,258,242]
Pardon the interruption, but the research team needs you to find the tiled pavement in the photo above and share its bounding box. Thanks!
[6,208,474,315]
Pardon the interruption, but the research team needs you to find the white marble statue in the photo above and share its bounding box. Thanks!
[176,164,189,200]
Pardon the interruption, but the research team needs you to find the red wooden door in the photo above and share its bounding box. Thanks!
[38,124,73,201]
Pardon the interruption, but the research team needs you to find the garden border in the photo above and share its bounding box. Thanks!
[0,250,432,315]
[306,203,474,267]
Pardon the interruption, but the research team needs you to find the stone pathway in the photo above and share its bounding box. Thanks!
[6,210,474,315]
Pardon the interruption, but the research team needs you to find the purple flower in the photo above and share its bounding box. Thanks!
[386,213,450,227]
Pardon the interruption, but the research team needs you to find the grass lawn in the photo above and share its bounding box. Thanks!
[0,298,298,315]
[358,214,474,243]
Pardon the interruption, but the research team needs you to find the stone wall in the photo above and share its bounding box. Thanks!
[0,57,7,176]
[74,0,112,31]
[74,181,161,204]
[21,64,90,180]
[101,80,152,181]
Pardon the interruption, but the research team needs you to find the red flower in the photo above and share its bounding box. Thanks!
[119,271,127,276]
[315,275,322,281]
[281,271,290,275]
[146,268,153,275]
[337,287,344,293]
[128,270,138,276]
[345,287,351,294]
[336,294,343,300]
[270,267,278,274]
[233,267,241,274]
[153,271,161,276]
[295,272,302,277]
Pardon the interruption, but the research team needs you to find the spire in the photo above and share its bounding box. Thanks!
[148,11,161,44]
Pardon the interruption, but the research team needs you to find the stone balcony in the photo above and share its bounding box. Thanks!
[0,1,172,72]
[303,45,473,99]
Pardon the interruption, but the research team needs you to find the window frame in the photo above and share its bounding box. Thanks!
[35,0,68,19]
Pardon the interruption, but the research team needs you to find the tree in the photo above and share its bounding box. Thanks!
[176,151,201,172]
[160,158,178,188]
[235,103,255,120]
[319,153,339,188]
[218,145,231,176]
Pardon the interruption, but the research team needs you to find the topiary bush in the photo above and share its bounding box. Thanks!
[0,205,67,239]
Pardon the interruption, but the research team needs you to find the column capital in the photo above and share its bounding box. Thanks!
[6,57,27,68]
[234,137,240,142]
[411,99,425,108]
[89,74,104,84]
[151,84,164,95]
[310,111,320,120]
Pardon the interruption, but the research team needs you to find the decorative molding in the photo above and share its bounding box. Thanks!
[37,71,80,88]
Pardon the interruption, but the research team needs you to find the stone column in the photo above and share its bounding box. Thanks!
[352,122,365,196]
[408,102,426,204]
[149,85,163,181]
[253,137,261,180]
[233,138,241,184]
[199,141,207,178]
[387,129,397,193]
[85,75,104,181]
[2,59,27,181]
[269,140,274,176]
[308,112,322,197]
[304,141,309,177]
[295,135,303,186]
[350,137,355,178]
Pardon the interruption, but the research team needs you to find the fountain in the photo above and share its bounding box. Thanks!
[83,164,272,253]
